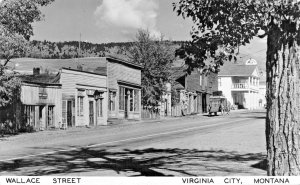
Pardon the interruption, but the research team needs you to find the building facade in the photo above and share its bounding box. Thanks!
[173,68,218,115]
[218,59,260,110]
[57,68,108,128]
[20,81,62,130]
[105,57,142,120]
[9,56,143,122]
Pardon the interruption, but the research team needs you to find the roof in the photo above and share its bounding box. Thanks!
[218,63,258,77]
[106,54,142,69]
[172,81,185,90]
[61,67,107,76]
[9,56,141,75]
[171,66,188,80]
[18,74,61,86]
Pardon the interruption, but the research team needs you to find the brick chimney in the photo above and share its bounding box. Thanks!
[33,68,40,75]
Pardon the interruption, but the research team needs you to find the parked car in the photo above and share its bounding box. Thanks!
[208,96,229,116]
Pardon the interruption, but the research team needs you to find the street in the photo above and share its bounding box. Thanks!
[0,110,267,176]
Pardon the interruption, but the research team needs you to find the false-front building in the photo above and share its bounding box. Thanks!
[10,56,142,122]
[55,68,108,128]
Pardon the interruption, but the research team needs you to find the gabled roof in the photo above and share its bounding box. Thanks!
[218,63,258,77]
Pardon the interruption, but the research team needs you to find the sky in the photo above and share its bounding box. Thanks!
[31,0,267,66]
[32,0,193,43]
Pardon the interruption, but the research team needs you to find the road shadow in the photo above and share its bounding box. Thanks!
[0,148,266,176]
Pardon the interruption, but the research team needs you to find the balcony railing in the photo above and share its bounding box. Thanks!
[232,83,259,90]
[232,83,248,89]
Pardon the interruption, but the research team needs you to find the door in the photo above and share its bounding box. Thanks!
[67,101,72,127]
[202,94,207,113]
[39,105,45,128]
[125,90,129,119]
[89,101,94,126]
[48,106,54,127]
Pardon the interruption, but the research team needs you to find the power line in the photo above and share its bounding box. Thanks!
[239,48,266,59]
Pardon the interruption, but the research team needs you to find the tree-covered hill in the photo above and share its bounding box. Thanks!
[26,40,185,59]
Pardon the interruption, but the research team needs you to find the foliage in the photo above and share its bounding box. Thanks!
[0,0,54,134]
[0,29,29,66]
[0,0,54,66]
[0,67,21,107]
[22,40,185,59]
[173,0,300,73]
[127,30,176,107]
[0,0,55,40]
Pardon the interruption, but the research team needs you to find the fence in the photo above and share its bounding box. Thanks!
[142,105,184,119]
[141,108,160,120]
[171,104,183,117]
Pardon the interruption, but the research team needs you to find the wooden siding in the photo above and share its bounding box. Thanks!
[60,69,108,127]
[60,69,107,95]
[185,71,218,94]
[107,61,142,120]
[21,84,62,129]
[107,62,141,89]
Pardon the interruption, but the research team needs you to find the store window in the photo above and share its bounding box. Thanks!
[23,105,35,126]
[77,90,84,116]
[119,87,125,111]
[134,89,139,111]
[109,91,116,111]
[96,98,103,117]
[129,89,134,112]
[77,96,84,116]
[119,87,140,112]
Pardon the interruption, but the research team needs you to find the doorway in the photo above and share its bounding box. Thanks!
[202,94,207,113]
[39,105,45,128]
[67,101,73,127]
[89,101,94,126]
[48,106,54,127]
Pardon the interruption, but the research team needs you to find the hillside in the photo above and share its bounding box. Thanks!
[21,39,266,82]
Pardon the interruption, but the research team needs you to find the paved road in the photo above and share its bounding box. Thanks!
[0,110,267,176]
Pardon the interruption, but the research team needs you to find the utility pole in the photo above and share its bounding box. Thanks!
[79,33,81,58]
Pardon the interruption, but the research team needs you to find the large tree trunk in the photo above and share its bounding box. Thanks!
[266,25,300,175]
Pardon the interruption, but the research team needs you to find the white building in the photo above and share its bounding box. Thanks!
[218,59,260,110]
[258,81,266,107]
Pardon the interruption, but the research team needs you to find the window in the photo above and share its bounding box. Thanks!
[204,76,207,87]
[39,87,47,99]
[96,98,103,117]
[109,91,116,111]
[134,89,139,111]
[119,87,140,112]
[129,89,134,111]
[218,78,222,87]
[119,87,125,110]
[23,105,35,126]
[200,75,202,86]
[62,100,67,124]
[77,96,84,116]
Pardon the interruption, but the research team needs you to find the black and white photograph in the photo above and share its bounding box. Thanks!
[0,0,300,182]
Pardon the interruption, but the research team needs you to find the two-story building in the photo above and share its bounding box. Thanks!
[172,67,218,116]
[218,59,260,109]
